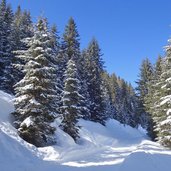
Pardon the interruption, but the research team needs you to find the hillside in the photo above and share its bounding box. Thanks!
[0,90,171,171]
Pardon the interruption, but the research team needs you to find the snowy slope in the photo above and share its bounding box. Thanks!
[1,90,171,171]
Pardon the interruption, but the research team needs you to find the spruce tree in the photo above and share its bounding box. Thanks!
[12,6,33,89]
[109,73,120,120]
[154,42,171,147]
[151,56,164,139]
[0,0,14,94]
[101,72,116,119]
[60,59,83,141]
[79,49,91,120]
[49,24,63,116]
[62,17,80,63]
[61,18,89,119]
[144,56,163,140]
[116,79,133,126]
[104,74,138,127]
[13,18,57,147]
[85,38,106,125]
[57,18,81,109]
[59,17,80,84]
[126,83,139,128]
[136,58,154,128]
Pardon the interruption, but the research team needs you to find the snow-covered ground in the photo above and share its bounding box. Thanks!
[1,90,171,171]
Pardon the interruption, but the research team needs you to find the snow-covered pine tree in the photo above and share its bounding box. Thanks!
[49,24,63,116]
[62,17,80,63]
[60,59,83,141]
[144,56,163,140]
[108,73,120,120]
[61,18,90,119]
[154,41,171,148]
[101,72,116,119]
[126,83,139,128]
[0,0,14,94]
[13,18,58,147]
[79,49,91,120]
[50,24,60,55]
[12,6,33,51]
[136,58,154,128]
[150,56,164,139]
[58,17,80,86]
[98,69,139,127]
[85,38,107,125]
[117,79,130,125]
[12,6,33,90]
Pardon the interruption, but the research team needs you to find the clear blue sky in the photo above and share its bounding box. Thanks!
[8,0,171,86]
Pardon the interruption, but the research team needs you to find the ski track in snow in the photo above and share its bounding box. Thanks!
[1,90,171,171]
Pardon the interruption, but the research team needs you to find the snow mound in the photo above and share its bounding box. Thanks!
[0,91,14,121]
[1,90,171,171]
[0,91,43,171]
[121,145,171,171]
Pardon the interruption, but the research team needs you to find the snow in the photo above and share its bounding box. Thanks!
[15,94,28,103]
[20,116,34,127]
[167,108,171,115]
[1,90,171,171]
[0,91,14,121]
[166,77,171,82]
[22,83,34,90]
[29,98,41,105]
[160,118,171,125]
[160,95,171,106]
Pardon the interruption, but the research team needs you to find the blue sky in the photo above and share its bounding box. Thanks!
[8,0,171,86]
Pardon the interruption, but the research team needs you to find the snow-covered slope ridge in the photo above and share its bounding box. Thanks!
[1,90,171,171]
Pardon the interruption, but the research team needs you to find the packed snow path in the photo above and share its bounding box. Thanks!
[1,90,171,171]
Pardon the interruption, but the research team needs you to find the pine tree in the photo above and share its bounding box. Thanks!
[85,38,106,125]
[126,83,139,128]
[154,42,171,148]
[151,56,164,139]
[115,78,126,124]
[144,56,163,140]
[13,18,57,147]
[50,24,60,55]
[79,49,91,120]
[101,72,116,119]
[117,79,132,125]
[62,17,80,63]
[59,17,81,93]
[60,59,83,141]
[12,6,33,52]
[49,24,63,116]
[0,0,14,94]
[61,18,89,119]
[109,73,120,120]
[136,58,154,128]
[105,74,138,127]
[12,6,33,90]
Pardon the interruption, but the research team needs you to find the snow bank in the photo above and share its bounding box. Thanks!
[0,91,44,171]
[0,91,14,121]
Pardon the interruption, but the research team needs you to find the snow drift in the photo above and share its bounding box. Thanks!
[0,90,171,171]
